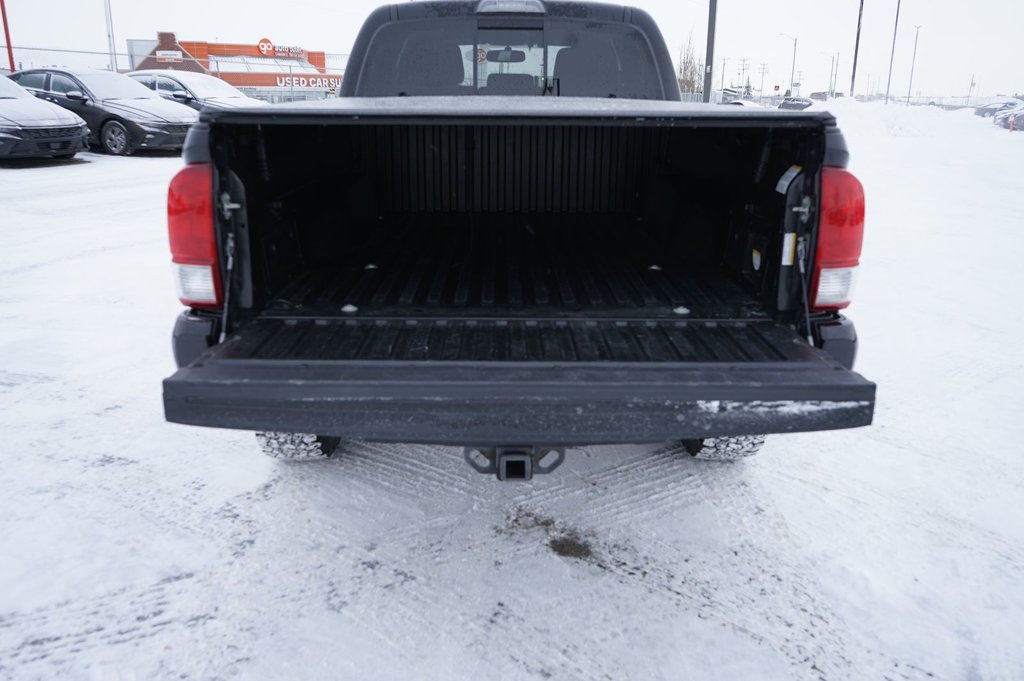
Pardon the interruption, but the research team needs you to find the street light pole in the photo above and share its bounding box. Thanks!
[790,38,797,94]
[1,0,15,72]
[702,0,717,103]
[850,0,864,95]
[779,33,797,95]
[103,0,118,71]
[906,25,922,104]
[885,0,902,104]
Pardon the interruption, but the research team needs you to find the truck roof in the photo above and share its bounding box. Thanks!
[388,0,632,20]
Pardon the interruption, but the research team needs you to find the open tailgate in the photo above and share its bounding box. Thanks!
[164,317,875,445]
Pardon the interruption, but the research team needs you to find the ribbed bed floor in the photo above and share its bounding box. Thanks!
[225,220,806,364]
[261,219,767,321]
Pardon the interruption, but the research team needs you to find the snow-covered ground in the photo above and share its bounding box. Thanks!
[1,105,1023,680]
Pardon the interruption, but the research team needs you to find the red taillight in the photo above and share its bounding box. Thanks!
[810,167,865,311]
[167,163,221,309]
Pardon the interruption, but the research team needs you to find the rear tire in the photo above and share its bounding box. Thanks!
[680,435,765,461]
[256,432,342,461]
[100,120,133,156]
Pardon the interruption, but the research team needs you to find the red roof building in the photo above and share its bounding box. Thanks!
[131,32,343,101]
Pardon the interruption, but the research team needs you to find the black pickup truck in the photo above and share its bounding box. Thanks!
[163,0,874,477]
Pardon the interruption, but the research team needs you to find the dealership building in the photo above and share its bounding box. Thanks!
[127,33,344,102]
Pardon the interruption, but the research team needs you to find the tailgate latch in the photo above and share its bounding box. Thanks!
[791,195,812,223]
[220,192,242,220]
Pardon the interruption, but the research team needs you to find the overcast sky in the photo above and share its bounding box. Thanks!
[3,0,1022,97]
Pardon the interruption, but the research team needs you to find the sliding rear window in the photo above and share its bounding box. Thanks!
[354,18,662,99]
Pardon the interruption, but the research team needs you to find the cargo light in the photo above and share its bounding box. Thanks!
[168,163,222,309]
[810,167,864,312]
[475,0,545,13]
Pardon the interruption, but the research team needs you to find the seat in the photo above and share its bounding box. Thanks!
[553,43,620,97]
[394,43,467,95]
[483,73,540,95]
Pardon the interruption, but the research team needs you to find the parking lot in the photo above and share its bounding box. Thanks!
[2,105,1024,680]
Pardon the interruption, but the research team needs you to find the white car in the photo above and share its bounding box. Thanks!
[128,70,270,111]
[0,75,89,160]
[993,104,1024,128]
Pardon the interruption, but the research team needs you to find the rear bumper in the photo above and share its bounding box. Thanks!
[811,314,859,369]
[164,359,875,446]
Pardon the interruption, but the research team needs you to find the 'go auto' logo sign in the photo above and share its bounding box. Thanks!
[258,38,275,56]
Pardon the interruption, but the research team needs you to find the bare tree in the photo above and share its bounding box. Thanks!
[678,32,703,94]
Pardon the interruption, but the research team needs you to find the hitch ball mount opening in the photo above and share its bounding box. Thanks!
[464,446,566,480]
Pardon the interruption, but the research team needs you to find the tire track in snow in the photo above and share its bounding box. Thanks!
[487,443,939,680]
[0,572,251,680]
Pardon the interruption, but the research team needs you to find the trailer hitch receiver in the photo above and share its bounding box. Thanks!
[464,446,566,481]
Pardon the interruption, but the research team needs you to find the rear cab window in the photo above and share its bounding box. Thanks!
[354,17,662,99]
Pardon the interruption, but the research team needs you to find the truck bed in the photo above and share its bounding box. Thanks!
[165,100,875,445]
[265,218,764,320]
[230,218,791,363]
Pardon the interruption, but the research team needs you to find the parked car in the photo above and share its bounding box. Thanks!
[163,0,874,472]
[778,96,814,110]
[1011,111,1024,131]
[127,70,269,111]
[8,68,198,155]
[974,101,1020,117]
[993,104,1024,128]
[0,75,89,160]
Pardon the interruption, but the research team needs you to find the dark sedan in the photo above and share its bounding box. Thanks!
[0,75,89,160]
[974,101,1020,117]
[778,96,814,111]
[8,68,198,155]
[127,70,269,111]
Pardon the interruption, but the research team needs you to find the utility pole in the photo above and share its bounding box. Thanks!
[906,25,922,103]
[850,0,864,95]
[1,0,14,73]
[828,55,835,96]
[758,62,768,102]
[966,74,975,105]
[779,33,797,95]
[833,53,840,95]
[702,0,717,103]
[885,0,901,104]
[797,70,804,95]
[720,56,729,91]
[103,0,118,71]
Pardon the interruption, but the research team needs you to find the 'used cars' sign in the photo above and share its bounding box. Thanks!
[276,76,342,89]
